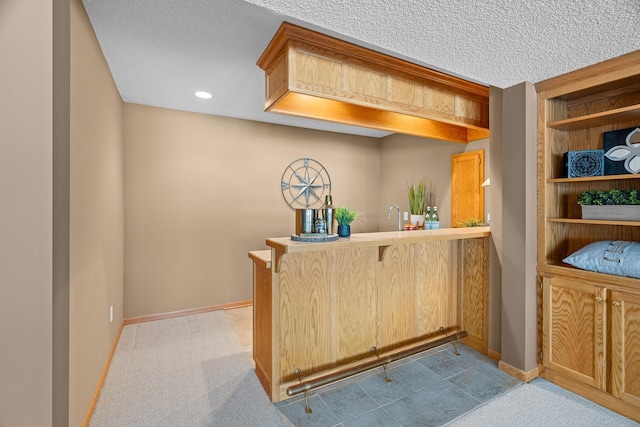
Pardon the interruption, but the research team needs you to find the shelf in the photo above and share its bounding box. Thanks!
[548,104,640,131]
[547,217,640,226]
[548,174,640,183]
[538,264,640,287]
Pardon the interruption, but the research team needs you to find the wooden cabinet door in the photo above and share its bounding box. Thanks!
[611,290,640,407]
[543,277,607,390]
[451,150,484,227]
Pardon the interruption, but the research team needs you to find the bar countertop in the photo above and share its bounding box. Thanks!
[266,226,490,254]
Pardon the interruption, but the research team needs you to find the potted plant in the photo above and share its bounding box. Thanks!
[407,177,426,227]
[578,189,640,221]
[334,206,359,237]
[458,217,486,227]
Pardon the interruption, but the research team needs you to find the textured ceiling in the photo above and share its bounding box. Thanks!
[82,0,640,138]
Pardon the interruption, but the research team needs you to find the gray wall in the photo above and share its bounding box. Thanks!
[500,82,538,372]
[488,86,504,355]
[0,0,70,425]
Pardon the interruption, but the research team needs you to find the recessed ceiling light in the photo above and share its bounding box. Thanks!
[195,91,212,99]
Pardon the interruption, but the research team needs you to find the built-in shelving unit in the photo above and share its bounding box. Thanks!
[546,218,640,226]
[547,174,637,183]
[535,50,640,423]
[547,104,640,131]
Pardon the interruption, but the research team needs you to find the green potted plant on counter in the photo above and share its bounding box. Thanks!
[407,177,426,228]
[334,206,359,237]
[578,189,640,221]
[458,217,486,227]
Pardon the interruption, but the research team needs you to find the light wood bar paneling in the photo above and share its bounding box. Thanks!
[257,22,490,143]
[377,243,416,350]
[332,246,377,363]
[251,227,490,402]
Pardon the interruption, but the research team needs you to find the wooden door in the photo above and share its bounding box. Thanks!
[543,277,606,390]
[611,289,640,407]
[451,150,484,227]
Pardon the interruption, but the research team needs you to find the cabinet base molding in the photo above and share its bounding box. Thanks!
[542,370,640,423]
[487,349,501,361]
[498,360,539,382]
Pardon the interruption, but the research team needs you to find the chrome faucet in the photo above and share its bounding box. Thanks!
[387,204,401,231]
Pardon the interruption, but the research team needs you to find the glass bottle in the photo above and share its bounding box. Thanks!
[431,206,440,229]
[425,206,432,230]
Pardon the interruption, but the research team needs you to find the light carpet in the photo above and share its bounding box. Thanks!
[89,311,284,427]
[90,311,638,426]
[450,377,638,426]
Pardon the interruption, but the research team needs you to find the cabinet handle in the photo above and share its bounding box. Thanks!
[613,301,621,307]
[595,297,603,303]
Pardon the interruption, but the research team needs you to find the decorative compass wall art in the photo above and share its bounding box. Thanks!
[280,158,331,209]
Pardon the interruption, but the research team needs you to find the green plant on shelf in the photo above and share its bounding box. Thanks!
[578,189,640,206]
[334,206,359,226]
[458,217,486,227]
[407,177,426,215]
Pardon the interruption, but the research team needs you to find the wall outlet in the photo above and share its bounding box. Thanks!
[403,211,408,221]
[109,305,113,323]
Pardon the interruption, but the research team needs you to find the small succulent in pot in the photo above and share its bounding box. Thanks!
[334,206,359,225]
[458,217,486,227]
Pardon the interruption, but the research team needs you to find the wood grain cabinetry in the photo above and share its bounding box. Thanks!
[542,276,606,390]
[251,228,489,402]
[611,289,640,408]
[536,50,640,422]
[257,22,490,143]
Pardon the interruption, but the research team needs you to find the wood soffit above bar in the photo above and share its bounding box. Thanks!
[257,22,490,143]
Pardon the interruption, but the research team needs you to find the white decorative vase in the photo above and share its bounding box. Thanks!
[410,214,424,227]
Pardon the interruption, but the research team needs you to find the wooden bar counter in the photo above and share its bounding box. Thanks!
[249,227,490,402]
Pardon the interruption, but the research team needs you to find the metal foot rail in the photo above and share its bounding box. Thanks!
[286,330,468,397]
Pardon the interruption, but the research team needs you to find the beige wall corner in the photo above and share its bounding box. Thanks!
[69,0,124,425]
[500,81,538,372]
[122,106,381,317]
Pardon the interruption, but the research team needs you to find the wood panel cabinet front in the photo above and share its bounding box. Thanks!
[543,277,607,390]
[377,243,416,350]
[278,250,332,380]
[414,240,459,340]
[611,289,640,407]
[536,50,640,422]
[333,247,377,363]
[258,231,489,402]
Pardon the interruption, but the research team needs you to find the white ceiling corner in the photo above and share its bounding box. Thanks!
[81,0,640,138]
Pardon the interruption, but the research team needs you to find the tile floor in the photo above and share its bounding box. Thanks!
[274,343,521,427]
[225,306,522,427]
